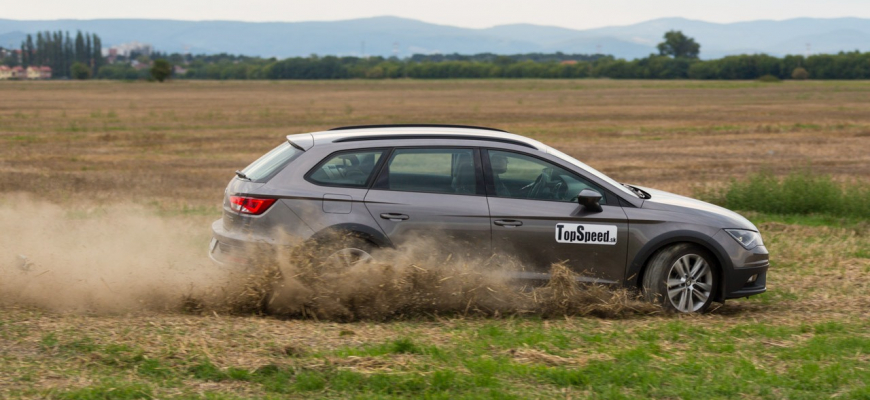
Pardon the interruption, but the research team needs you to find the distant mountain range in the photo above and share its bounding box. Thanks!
[1,16,869,60]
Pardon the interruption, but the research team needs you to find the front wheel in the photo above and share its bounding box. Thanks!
[642,244,717,313]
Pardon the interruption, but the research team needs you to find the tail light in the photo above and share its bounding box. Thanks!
[229,196,277,215]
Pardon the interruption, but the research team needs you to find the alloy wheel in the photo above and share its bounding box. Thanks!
[666,254,714,313]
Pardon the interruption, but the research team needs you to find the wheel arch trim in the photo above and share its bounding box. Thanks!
[627,230,732,301]
[308,223,393,249]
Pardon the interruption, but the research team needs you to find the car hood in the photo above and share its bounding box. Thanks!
[636,186,758,231]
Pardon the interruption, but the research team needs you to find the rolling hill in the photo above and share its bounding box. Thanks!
[1,16,868,59]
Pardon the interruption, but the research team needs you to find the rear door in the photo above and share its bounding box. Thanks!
[364,147,491,256]
[484,149,629,284]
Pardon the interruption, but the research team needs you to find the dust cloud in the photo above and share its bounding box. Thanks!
[0,196,231,313]
[0,196,657,319]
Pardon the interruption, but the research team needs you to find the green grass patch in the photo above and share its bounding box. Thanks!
[7,316,870,399]
[5,135,42,142]
[189,360,227,381]
[329,337,437,358]
[698,170,870,219]
[745,212,867,228]
[52,381,153,400]
[756,74,783,83]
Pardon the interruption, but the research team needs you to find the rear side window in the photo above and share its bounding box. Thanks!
[381,148,479,195]
[241,142,302,182]
[308,149,385,187]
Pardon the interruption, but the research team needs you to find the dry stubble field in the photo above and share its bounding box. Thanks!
[1,80,869,399]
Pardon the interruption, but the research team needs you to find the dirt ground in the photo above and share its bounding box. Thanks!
[1,80,869,399]
[1,80,868,207]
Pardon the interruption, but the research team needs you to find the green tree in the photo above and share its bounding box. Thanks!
[70,61,91,79]
[792,67,810,80]
[74,31,85,63]
[20,43,27,67]
[657,30,700,59]
[64,32,74,77]
[54,31,64,77]
[85,34,92,68]
[36,32,44,65]
[92,34,104,70]
[687,61,719,79]
[23,34,34,67]
[150,59,172,82]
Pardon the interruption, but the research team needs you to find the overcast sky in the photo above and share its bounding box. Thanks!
[4,0,869,30]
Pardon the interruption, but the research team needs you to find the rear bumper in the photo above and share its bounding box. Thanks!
[209,220,250,266]
[208,236,248,267]
[209,219,289,267]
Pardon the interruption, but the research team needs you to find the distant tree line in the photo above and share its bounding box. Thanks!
[407,52,607,63]
[164,52,870,80]
[6,30,870,80]
[7,31,105,78]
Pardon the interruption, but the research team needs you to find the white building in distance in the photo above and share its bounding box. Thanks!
[103,41,154,58]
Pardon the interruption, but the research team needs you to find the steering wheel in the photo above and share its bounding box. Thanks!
[553,177,567,200]
[527,169,565,200]
[526,169,570,200]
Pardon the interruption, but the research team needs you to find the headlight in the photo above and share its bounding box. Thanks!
[725,229,763,250]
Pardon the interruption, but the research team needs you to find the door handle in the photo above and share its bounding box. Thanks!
[380,213,409,221]
[494,219,523,227]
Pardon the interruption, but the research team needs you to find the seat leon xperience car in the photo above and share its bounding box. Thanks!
[210,125,768,313]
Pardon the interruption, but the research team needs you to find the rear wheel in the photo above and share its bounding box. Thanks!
[267,234,377,316]
[642,243,717,313]
[322,241,374,271]
[308,235,376,274]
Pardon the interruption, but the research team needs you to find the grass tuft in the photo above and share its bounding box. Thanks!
[698,170,870,219]
[189,360,227,381]
[757,74,783,83]
[390,338,423,354]
[53,381,153,400]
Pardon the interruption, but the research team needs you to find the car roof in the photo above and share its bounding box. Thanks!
[287,125,546,151]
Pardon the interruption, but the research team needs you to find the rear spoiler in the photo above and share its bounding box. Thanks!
[286,133,314,151]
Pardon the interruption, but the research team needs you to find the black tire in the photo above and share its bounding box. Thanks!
[642,243,718,313]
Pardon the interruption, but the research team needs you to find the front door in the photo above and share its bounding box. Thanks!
[364,147,491,258]
[484,149,629,284]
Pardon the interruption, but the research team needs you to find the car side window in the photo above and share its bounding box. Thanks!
[308,149,385,187]
[383,148,479,195]
[487,150,606,204]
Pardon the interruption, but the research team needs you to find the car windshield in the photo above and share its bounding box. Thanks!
[241,142,301,181]
[546,146,640,199]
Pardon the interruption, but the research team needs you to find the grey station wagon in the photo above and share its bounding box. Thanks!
[210,125,769,313]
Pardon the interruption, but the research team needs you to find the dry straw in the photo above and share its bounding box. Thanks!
[201,235,661,321]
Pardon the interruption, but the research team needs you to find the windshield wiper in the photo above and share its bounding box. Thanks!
[234,170,251,180]
[622,183,651,199]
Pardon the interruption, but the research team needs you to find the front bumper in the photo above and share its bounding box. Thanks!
[716,228,770,299]
[723,259,768,299]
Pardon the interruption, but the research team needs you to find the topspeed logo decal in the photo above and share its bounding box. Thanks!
[555,223,617,245]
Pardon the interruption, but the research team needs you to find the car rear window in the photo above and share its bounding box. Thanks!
[241,142,301,182]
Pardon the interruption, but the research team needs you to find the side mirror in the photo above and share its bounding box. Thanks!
[577,189,603,212]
